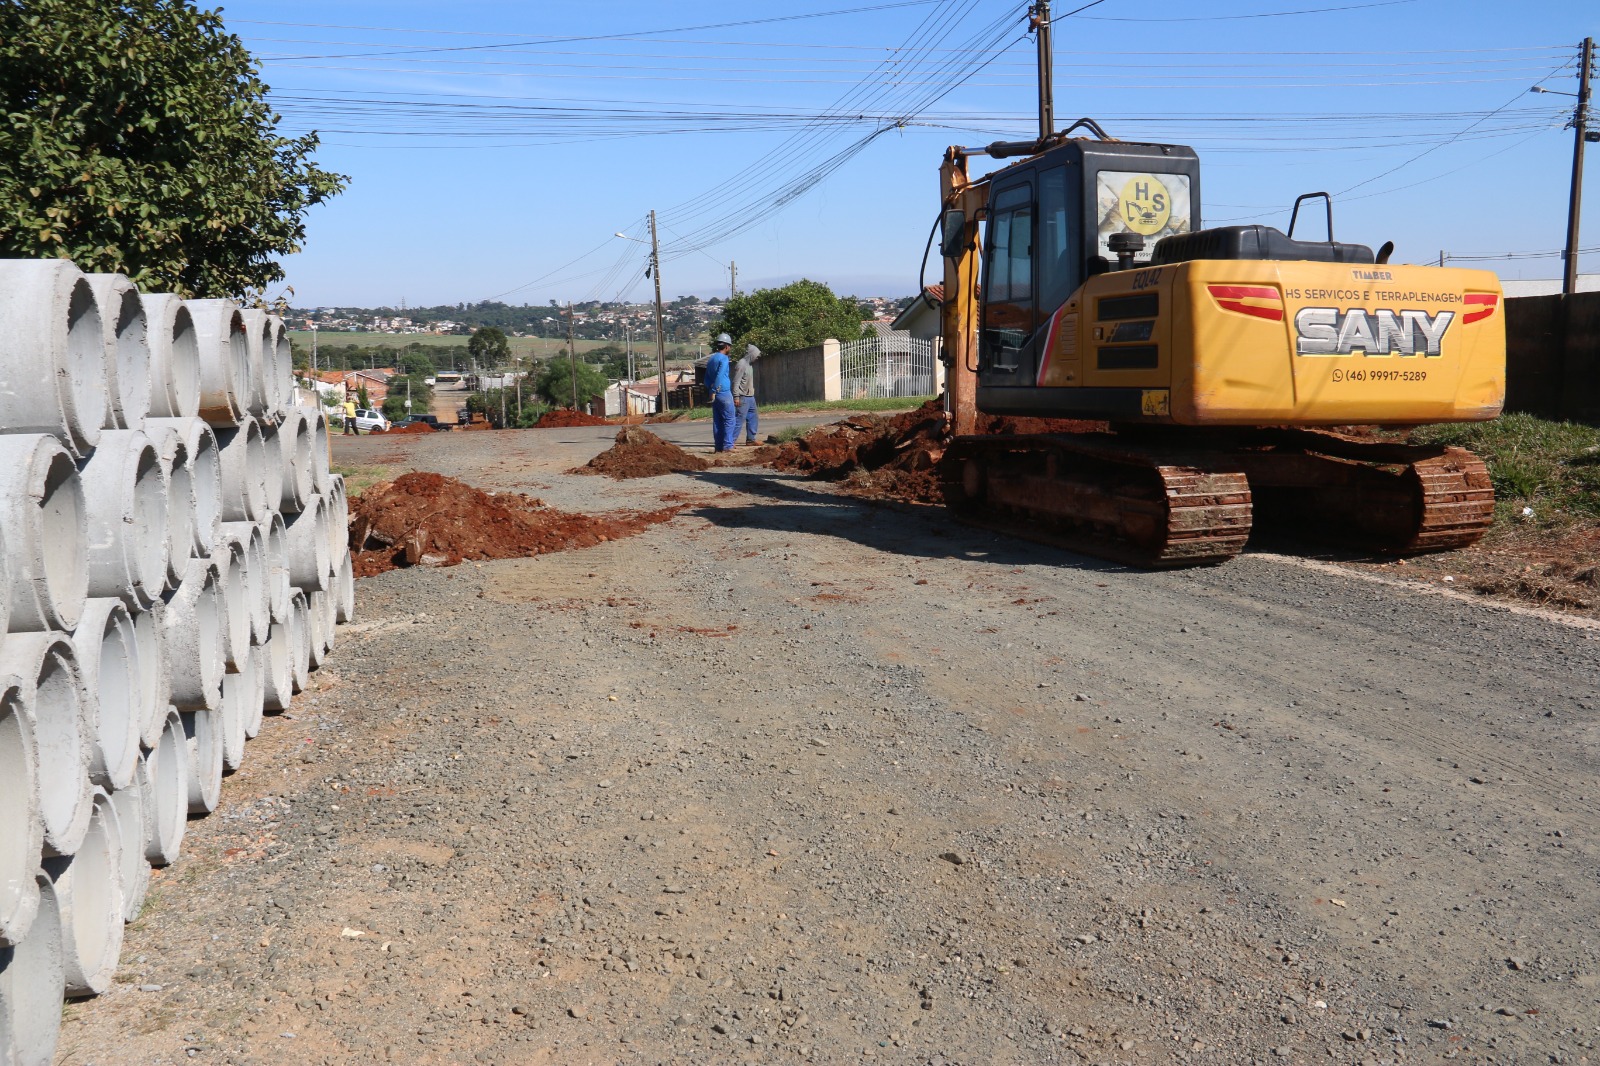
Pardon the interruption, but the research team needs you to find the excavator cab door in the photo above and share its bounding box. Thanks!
[979,182,1034,377]
[979,164,1081,386]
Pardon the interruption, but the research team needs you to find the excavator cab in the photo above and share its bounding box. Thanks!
[974,139,1199,389]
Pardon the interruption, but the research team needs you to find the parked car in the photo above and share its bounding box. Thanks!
[395,414,451,431]
[353,408,389,433]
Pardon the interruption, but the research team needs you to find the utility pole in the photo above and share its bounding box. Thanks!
[566,301,579,410]
[1438,250,1447,267]
[1563,36,1595,296]
[650,210,669,414]
[730,261,738,300]
[1029,1,1054,142]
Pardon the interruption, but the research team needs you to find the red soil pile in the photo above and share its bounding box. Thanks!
[384,421,435,435]
[746,399,1109,505]
[347,471,681,577]
[537,408,610,428]
[570,427,710,480]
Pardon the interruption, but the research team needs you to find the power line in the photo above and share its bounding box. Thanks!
[1079,0,1417,20]
[269,1,944,62]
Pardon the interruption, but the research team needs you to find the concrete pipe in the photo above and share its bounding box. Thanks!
[0,435,87,633]
[144,417,221,557]
[238,308,272,418]
[306,406,332,493]
[219,645,256,773]
[180,709,222,815]
[306,590,330,672]
[69,599,140,792]
[84,274,151,430]
[268,316,292,414]
[187,299,249,428]
[141,424,196,589]
[213,416,268,522]
[108,767,150,922]
[335,551,355,625]
[44,787,124,998]
[0,635,91,858]
[262,512,290,625]
[0,677,42,947]
[0,258,107,458]
[288,591,311,695]
[220,522,269,644]
[243,640,266,741]
[284,495,331,593]
[143,710,188,867]
[274,407,314,514]
[257,420,287,526]
[161,558,223,712]
[131,602,171,751]
[79,429,169,612]
[325,474,350,565]
[139,294,201,419]
[262,619,295,714]
[320,584,338,656]
[212,536,250,672]
[0,874,65,1066]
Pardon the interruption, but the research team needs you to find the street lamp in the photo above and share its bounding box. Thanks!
[614,216,670,413]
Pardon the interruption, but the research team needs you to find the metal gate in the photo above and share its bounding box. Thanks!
[837,333,937,399]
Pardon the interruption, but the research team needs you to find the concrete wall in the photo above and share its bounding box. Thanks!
[754,339,841,405]
[1504,292,1600,425]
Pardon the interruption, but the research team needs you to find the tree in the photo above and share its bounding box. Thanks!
[467,327,510,367]
[534,359,608,409]
[709,279,869,353]
[0,0,347,297]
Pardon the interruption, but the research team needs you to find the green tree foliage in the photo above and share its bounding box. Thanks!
[466,326,510,366]
[534,358,608,408]
[0,0,347,297]
[709,279,869,353]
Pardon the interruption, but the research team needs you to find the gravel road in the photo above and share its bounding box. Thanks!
[58,423,1600,1066]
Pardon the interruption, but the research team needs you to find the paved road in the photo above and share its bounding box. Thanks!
[59,424,1599,1065]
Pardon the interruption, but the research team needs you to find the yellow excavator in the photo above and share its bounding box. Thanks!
[932,9,1503,566]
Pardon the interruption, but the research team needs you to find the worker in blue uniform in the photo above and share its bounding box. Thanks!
[704,333,736,452]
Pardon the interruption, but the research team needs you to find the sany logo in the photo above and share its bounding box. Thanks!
[1294,308,1454,357]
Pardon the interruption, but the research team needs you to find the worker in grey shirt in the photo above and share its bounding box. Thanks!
[732,343,761,445]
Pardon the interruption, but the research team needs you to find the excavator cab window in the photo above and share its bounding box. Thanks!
[981,182,1034,373]
[1037,165,1079,313]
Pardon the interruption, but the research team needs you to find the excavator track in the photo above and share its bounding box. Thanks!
[939,428,1494,568]
[1226,428,1495,554]
[939,434,1253,567]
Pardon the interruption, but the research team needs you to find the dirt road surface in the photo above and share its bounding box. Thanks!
[59,422,1600,1066]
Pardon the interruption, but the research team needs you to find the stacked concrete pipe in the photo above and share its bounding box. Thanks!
[142,710,189,867]
[0,259,356,1061]
[0,676,42,946]
[138,294,200,419]
[0,875,64,1065]
[84,274,152,432]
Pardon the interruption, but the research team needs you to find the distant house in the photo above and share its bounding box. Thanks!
[891,286,943,342]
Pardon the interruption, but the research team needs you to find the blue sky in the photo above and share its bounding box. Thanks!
[228,0,1598,307]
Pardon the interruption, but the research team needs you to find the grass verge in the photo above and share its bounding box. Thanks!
[333,463,396,497]
[1412,413,1600,529]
